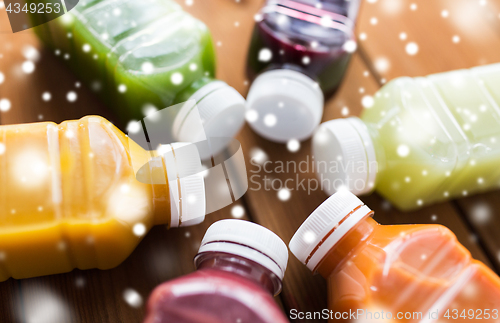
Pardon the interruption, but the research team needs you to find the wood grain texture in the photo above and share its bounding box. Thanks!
[0,0,499,322]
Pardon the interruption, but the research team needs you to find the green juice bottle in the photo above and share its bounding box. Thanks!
[313,63,500,211]
[32,0,245,157]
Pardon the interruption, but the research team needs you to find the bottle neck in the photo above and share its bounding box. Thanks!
[195,252,283,296]
[315,217,378,278]
[149,155,171,226]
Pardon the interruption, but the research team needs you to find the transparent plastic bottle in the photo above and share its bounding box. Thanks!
[0,116,205,281]
[246,0,361,142]
[143,219,289,323]
[32,0,245,156]
[290,190,500,322]
[313,63,500,210]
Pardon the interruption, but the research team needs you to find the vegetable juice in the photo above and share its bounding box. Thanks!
[313,63,500,210]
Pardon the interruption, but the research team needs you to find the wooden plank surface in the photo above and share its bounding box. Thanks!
[0,0,500,322]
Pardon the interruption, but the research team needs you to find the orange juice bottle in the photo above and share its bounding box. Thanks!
[289,191,500,322]
[0,116,205,281]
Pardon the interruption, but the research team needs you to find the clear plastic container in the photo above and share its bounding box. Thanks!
[143,219,289,323]
[0,116,205,281]
[246,0,361,142]
[313,63,500,210]
[290,191,500,322]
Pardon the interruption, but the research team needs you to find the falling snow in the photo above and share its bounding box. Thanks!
[264,114,277,127]
[126,120,141,134]
[141,62,154,74]
[133,223,147,236]
[277,188,291,201]
[470,202,491,225]
[246,109,258,123]
[343,40,357,53]
[66,91,77,102]
[374,57,390,73]
[258,48,272,62]
[361,95,374,108]
[250,147,268,164]
[171,72,183,85]
[397,144,410,157]
[405,42,419,55]
[42,92,51,101]
[287,139,300,153]
[0,72,4,84]
[303,231,316,244]
[0,98,11,112]
[22,61,35,74]
[118,84,127,93]
[22,46,40,61]
[231,205,245,218]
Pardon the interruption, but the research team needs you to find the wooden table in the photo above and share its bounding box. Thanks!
[1,0,500,322]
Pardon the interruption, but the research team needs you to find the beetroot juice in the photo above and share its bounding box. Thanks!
[143,220,289,323]
[246,0,361,143]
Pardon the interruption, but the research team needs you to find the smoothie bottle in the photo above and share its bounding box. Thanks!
[32,0,245,157]
[246,0,361,142]
[143,219,289,323]
[0,116,205,281]
[313,63,500,211]
[289,190,500,322]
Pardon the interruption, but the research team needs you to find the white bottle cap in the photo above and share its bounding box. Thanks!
[175,81,246,159]
[289,190,373,271]
[160,143,206,227]
[312,117,377,196]
[197,219,288,281]
[246,69,324,143]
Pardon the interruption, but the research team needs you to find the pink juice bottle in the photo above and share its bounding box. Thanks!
[246,0,361,143]
[143,219,289,323]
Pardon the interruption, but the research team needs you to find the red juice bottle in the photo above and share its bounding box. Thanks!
[246,0,361,143]
[143,219,289,323]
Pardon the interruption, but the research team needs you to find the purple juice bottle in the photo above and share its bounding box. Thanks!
[246,0,361,143]
[143,219,289,323]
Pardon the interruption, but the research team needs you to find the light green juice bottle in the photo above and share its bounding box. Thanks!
[31,0,245,157]
[313,63,500,211]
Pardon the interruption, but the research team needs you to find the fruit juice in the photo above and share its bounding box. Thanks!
[0,116,205,281]
[143,219,289,323]
[313,63,500,211]
[247,0,359,96]
[245,0,361,142]
[290,191,500,322]
[31,0,246,158]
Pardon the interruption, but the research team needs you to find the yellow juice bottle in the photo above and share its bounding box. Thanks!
[0,116,205,281]
[313,63,500,211]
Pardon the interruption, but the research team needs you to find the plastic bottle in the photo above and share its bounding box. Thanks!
[0,116,205,281]
[32,0,245,157]
[289,190,500,322]
[143,219,289,323]
[246,0,361,143]
[313,63,500,211]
